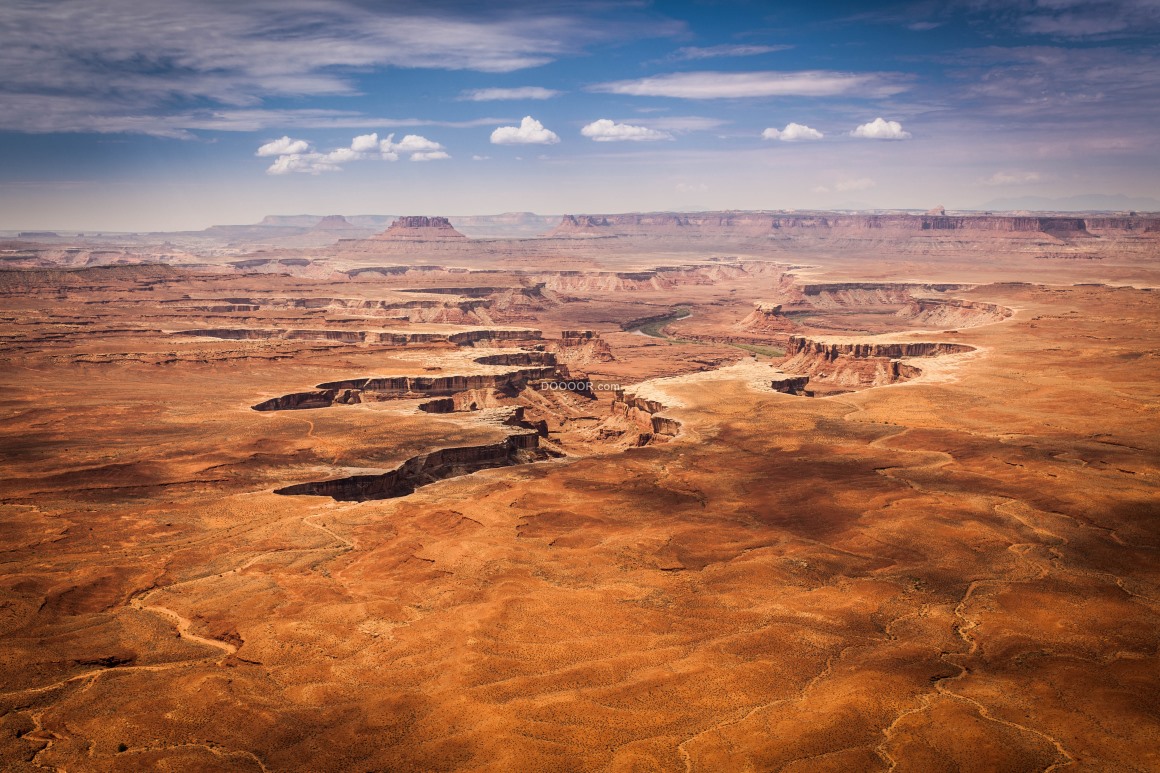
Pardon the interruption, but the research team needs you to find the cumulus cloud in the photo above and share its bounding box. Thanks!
[590,70,909,99]
[385,134,444,153]
[256,136,310,157]
[266,152,341,176]
[490,116,560,145]
[851,117,912,139]
[351,132,380,152]
[580,119,673,142]
[460,87,560,101]
[262,131,448,174]
[671,44,791,60]
[761,122,823,141]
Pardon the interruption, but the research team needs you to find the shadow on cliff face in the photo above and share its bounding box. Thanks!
[274,431,557,502]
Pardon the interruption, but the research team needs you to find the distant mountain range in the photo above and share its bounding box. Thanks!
[977,193,1160,213]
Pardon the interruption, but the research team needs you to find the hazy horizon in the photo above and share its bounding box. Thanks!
[2,0,1159,231]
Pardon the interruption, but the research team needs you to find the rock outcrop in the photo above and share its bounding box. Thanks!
[252,389,362,411]
[373,216,467,240]
[177,327,538,346]
[605,391,681,445]
[795,283,968,309]
[776,336,975,392]
[895,299,1013,328]
[316,367,561,398]
[736,303,798,334]
[548,330,615,364]
[785,337,975,360]
[770,375,810,395]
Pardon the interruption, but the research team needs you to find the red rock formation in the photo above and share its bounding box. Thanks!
[785,336,975,359]
[608,391,681,444]
[736,303,798,334]
[549,331,615,364]
[373,216,467,240]
[777,336,973,391]
[770,375,810,395]
[895,299,1012,328]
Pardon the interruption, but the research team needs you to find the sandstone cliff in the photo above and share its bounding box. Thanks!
[373,216,467,240]
[274,432,551,501]
[776,336,975,392]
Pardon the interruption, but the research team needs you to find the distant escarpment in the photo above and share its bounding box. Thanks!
[373,216,467,240]
[793,282,970,308]
[253,362,566,411]
[895,298,1012,328]
[775,336,976,393]
[547,211,1160,240]
[275,431,552,502]
[178,326,540,347]
[785,336,975,360]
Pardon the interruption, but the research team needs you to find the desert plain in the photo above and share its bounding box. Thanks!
[1,211,1158,771]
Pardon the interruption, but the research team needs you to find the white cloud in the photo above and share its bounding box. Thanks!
[835,178,876,192]
[672,44,791,60]
[676,182,709,193]
[388,134,444,152]
[580,119,673,142]
[262,131,448,173]
[472,154,491,161]
[490,116,560,145]
[851,117,912,139]
[379,133,447,160]
[460,87,560,101]
[985,170,1042,185]
[590,71,909,99]
[266,153,340,176]
[256,136,310,157]
[761,122,823,141]
[351,133,380,152]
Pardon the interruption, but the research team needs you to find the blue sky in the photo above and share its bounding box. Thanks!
[1,0,1158,230]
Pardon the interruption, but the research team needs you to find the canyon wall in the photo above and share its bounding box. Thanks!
[275,432,549,502]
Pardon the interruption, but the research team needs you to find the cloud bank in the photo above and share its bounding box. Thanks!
[460,87,560,101]
[671,44,791,60]
[590,70,909,99]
